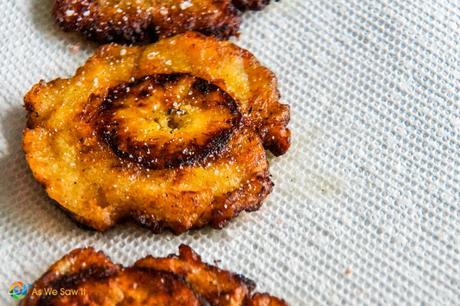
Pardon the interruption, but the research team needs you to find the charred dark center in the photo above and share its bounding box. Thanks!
[96,74,241,169]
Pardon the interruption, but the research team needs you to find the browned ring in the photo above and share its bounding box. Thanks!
[92,73,242,170]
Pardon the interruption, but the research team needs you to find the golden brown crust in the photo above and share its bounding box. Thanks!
[21,245,287,306]
[53,0,275,44]
[23,33,289,234]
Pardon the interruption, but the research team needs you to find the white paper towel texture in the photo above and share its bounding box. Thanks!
[0,0,459,305]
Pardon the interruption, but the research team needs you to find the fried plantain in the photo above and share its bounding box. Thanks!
[20,245,288,306]
[53,0,276,44]
[23,32,290,234]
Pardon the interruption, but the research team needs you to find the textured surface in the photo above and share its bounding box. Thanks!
[0,0,459,305]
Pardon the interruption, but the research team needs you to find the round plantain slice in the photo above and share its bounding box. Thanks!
[53,0,276,44]
[23,32,290,234]
[21,245,288,306]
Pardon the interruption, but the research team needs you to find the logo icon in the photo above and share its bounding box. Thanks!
[8,281,29,300]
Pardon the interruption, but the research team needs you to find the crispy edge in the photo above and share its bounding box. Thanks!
[136,244,254,305]
[127,153,274,235]
[135,245,289,306]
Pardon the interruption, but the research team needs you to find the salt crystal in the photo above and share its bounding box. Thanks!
[450,115,460,131]
[68,44,80,53]
[147,51,159,59]
[120,48,127,56]
[180,1,193,10]
[65,9,75,16]
[160,7,168,15]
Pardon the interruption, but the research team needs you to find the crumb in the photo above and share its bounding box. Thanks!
[68,44,81,53]
[344,267,352,277]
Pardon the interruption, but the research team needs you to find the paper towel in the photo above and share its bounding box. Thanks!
[0,0,459,305]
